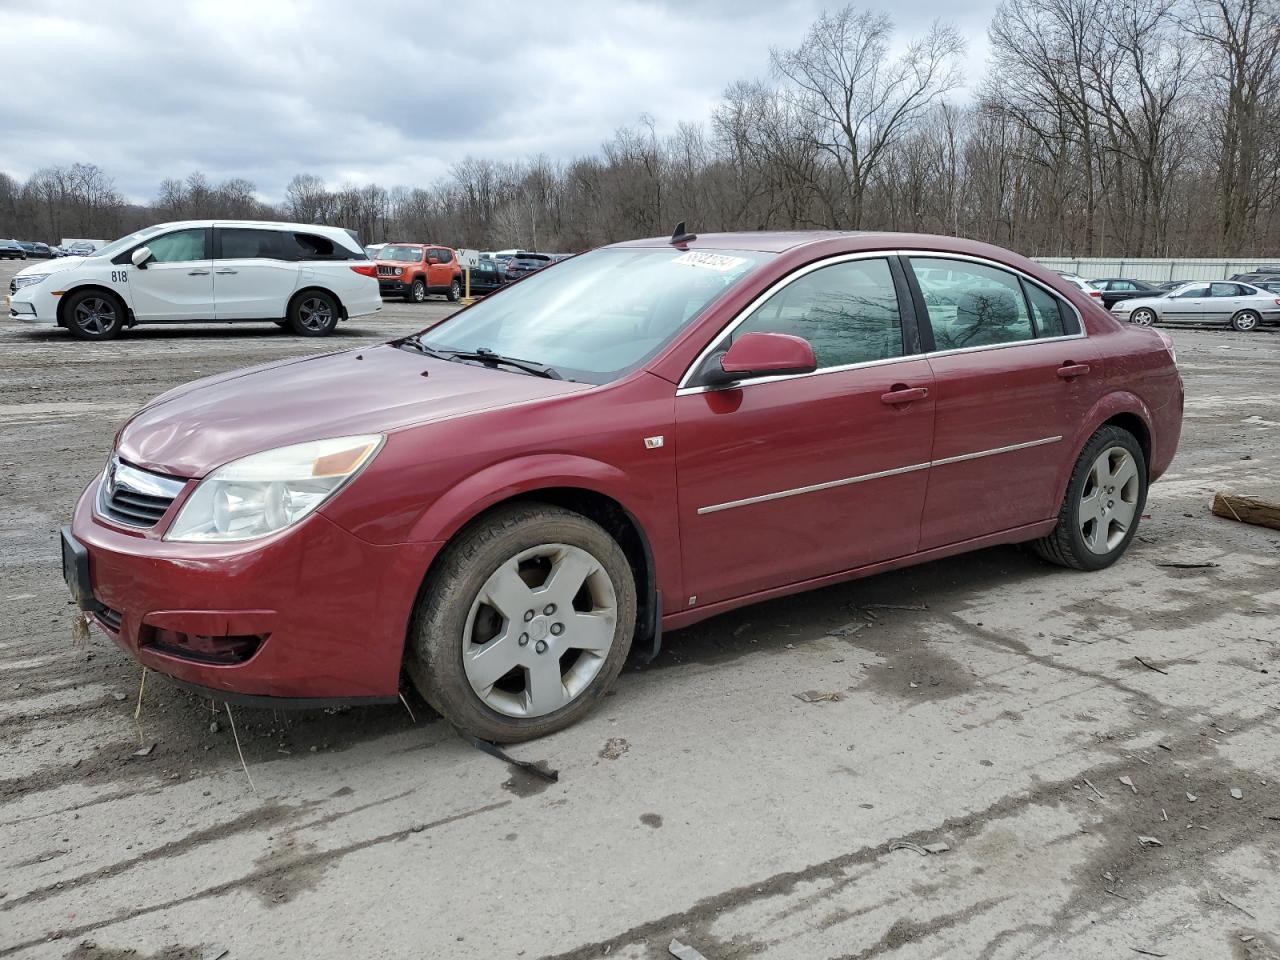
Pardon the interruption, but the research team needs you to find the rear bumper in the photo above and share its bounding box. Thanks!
[68,476,441,699]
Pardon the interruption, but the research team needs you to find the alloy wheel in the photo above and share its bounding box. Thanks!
[1078,446,1140,555]
[74,297,117,335]
[1233,311,1258,331]
[1131,309,1155,326]
[298,297,333,331]
[413,282,426,302]
[462,543,617,718]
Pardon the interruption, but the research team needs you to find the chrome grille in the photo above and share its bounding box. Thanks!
[376,265,401,277]
[97,458,186,529]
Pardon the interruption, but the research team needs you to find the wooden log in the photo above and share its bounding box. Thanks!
[1212,492,1280,532]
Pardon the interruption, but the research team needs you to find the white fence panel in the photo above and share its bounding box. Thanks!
[1033,257,1280,282]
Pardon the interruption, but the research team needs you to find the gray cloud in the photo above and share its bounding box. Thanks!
[0,0,992,202]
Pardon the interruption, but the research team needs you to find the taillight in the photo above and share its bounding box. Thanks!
[350,264,377,278]
[1089,290,1102,297]
[1273,299,1280,306]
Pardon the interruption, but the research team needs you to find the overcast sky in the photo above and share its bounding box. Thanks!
[0,1,993,203]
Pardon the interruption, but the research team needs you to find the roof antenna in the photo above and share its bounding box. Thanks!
[670,221,697,245]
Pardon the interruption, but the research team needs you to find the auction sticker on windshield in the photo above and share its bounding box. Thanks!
[673,251,748,271]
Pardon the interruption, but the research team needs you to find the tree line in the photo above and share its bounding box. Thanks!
[2,0,1277,258]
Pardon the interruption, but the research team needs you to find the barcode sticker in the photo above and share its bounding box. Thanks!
[673,251,747,272]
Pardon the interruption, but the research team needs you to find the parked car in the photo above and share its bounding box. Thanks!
[1253,280,1280,296]
[0,239,26,259]
[63,242,98,257]
[1157,280,1193,291]
[1087,278,1162,310]
[504,253,551,279]
[1113,281,1280,331]
[61,230,1182,741]
[19,241,55,259]
[364,243,386,260]
[1229,268,1280,283]
[8,220,380,340]
[463,258,506,295]
[375,243,463,302]
[1058,275,1105,303]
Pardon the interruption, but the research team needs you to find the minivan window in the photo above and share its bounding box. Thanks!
[731,258,903,369]
[283,233,353,261]
[219,228,279,259]
[912,257,1035,349]
[147,229,208,264]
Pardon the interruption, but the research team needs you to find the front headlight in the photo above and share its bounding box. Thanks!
[166,435,383,542]
[12,274,49,289]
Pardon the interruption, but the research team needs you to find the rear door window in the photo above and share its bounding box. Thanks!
[731,257,904,369]
[218,228,280,259]
[912,257,1034,349]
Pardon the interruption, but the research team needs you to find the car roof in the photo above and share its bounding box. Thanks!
[143,219,358,240]
[607,230,1051,260]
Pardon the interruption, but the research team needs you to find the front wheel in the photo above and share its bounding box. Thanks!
[407,279,427,303]
[1031,426,1147,571]
[1130,308,1156,326]
[407,504,637,742]
[65,290,125,340]
[1231,310,1260,332]
[288,291,339,336]
[447,278,461,303]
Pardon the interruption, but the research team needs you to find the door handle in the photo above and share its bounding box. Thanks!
[187,269,210,276]
[1056,362,1092,379]
[881,386,929,405]
[215,269,238,275]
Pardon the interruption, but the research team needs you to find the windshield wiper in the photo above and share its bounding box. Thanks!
[398,338,565,380]
[441,347,564,380]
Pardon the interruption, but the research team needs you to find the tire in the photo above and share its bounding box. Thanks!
[1230,310,1260,332]
[64,289,125,341]
[288,290,339,336]
[447,278,461,303]
[407,279,427,303]
[406,503,637,743]
[1031,425,1148,571]
[1130,308,1156,326]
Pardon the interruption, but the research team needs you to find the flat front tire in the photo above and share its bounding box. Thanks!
[1031,425,1147,571]
[407,504,637,743]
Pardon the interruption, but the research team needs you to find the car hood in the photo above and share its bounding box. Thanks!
[116,344,592,478]
[15,256,90,277]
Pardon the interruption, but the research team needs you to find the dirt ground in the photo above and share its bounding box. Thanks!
[1,257,1278,959]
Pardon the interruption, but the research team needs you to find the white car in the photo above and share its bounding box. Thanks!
[8,220,381,340]
[1111,280,1280,332]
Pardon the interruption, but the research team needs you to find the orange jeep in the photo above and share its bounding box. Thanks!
[375,243,463,302]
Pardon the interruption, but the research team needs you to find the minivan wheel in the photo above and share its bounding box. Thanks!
[408,279,427,303]
[288,291,339,336]
[406,503,637,743]
[1031,425,1147,572]
[1130,308,1156,326]
[1231,310,1260,332]
[447,279,461,303]
[65,290,124,340]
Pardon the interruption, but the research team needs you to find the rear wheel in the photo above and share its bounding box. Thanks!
[407,279,427,303]
[288,291,339,336]
[1130,308,1156,326]
[65,290,125,340]
[1231,310,1260,332]
[406,504,637,742]
[447,278,461,303]
[1031,426,1147,571]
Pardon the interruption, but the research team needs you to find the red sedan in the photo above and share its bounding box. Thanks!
[63,231,1183,741]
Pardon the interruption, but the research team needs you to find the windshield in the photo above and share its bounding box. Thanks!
[96,226,166,259]
[379,245,423,262]
[416,246,769,384]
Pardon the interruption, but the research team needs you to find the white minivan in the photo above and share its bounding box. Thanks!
[7,220,381,340]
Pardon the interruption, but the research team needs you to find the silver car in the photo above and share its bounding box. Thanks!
[1113,281,1280,332]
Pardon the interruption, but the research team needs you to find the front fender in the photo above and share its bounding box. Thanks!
[407,453,652,543]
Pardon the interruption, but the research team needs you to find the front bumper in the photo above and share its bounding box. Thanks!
[68,476,441,700]
[378,280,409,296]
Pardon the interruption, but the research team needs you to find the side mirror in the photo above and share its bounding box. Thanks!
[704,331,817,386]
[130,247,152,269]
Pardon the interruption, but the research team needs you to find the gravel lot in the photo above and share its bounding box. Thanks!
[2,257,1278,959]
